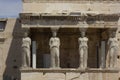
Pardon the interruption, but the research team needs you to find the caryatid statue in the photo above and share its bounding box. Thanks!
[108,31,119,68]
[49,28,60,68]
[78,29,88,69]
[21,32,31,68]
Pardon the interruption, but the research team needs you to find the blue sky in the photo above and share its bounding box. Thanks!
[0,0,22,18]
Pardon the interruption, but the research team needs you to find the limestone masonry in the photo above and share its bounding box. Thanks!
[0,0,120,80]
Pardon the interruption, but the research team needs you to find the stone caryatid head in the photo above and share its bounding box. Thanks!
[24,32,28,38]
[23,28,30,38]
[81,31,86,38]
[79,21,88,37]
[108,29,117,38]
[51,27,59,37]
[53,31,57,37]
[110,31,116,38]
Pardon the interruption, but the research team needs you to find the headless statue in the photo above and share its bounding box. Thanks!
[108,32,119,68]
[49,31,60,68]
[21,33,31,68]
[78,31,88,69]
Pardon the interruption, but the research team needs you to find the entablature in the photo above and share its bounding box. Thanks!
[20,13,120,28]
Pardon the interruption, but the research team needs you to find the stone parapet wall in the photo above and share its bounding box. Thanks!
[20,68,119,80]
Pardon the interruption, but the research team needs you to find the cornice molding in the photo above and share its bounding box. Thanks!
[22,0,120,3]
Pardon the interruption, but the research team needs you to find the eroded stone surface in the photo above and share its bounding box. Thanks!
[21,72,43,80]
[44,73,65,80]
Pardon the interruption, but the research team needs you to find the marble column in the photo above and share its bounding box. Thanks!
[49,27,60,68]
[32,41,37,69]
[107,29,119,69]
[78,22,88,69]
[100,41,106,68]
[21,30,31,68]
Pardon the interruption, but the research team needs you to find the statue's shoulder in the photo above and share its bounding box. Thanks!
[113,38,117,41]
[26,37,31,41]
[23,37,30,40]
[109,38,117,41]
[109,38,113,41]
[84,37,88,40]
[78,37,82,40]
[80,37,88,41]
[55,37,60,40]
[50,37,54,40]
[86,38,88,41]
[50,37,59,41]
